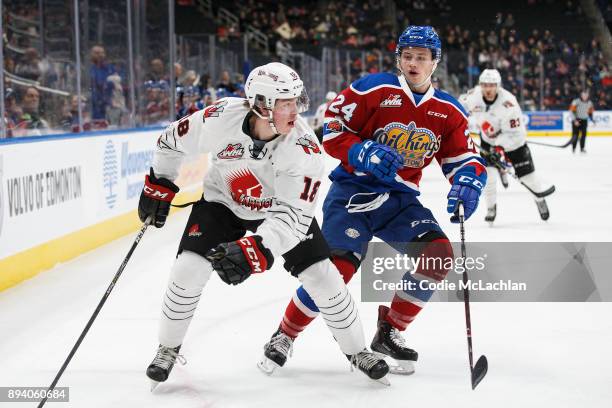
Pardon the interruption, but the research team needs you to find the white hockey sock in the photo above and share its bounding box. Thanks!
[483,165,498,209]
[298,259,365,356]
[159,250,213,348]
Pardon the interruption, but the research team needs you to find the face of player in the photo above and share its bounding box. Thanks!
[272,98,299,135]
[481,83,498,102]
[398,47,436,92]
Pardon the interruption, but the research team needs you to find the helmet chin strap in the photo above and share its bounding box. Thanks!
[399,60,438,90]
[267,110,281,136]
[252,105,281,136]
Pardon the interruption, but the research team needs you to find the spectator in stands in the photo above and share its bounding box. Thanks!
[13,86,49,136]
[89,45,115,124]
[216,70,237,93]
[4,56,16,74]
[61,94,90,132]
[4,87,22,127]
[198,73,217,102]
[14,47,44,82]
[148,58,167,82]
[106,72,127,127]
[3,88,19,138]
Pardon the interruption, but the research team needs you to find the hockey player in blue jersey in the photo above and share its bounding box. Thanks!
[258,26,487,376]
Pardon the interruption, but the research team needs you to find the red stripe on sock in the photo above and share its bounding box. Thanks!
[386,295,423,331]
[280,299,315,339]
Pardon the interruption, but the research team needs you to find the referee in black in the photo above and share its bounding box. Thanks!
[569,91,594,153]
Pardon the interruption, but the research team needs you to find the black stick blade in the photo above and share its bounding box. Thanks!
[471,355,488,389]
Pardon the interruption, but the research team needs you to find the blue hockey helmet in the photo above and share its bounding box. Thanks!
[396,25,442,61]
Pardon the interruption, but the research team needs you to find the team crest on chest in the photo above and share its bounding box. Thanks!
[374,121,440,168]
[225,169,273,211]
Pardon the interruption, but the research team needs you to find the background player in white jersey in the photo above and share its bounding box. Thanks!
[138,62,389,388]
[461,69,555,223]
[312,91,337,142]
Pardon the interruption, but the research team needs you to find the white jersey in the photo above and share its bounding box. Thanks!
[461,86,526,151]
[152,97,325,256]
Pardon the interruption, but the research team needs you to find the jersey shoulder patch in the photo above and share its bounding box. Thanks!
[433,89,469,117]
[350,72,400,94]
[203,97,248,120]
[276,123,324,177]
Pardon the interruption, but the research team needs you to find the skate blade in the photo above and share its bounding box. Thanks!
[388,362,415,376]
[374,375,391,386]
[372,352,415,376]
[257,355,280,376]
[150,380,160,392]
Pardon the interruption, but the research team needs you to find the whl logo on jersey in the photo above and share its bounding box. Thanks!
[217,143,244,159]
[226,169,273,211]
[374,121,440,167]
[380,94,403,107]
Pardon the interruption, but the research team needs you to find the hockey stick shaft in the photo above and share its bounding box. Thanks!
[38,218,152,407]
[457,203,488,389]
[474,140,553,198]
[526,135,574,149]
[458,204,474,369]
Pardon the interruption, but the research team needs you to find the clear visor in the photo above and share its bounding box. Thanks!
[254,88,309,114]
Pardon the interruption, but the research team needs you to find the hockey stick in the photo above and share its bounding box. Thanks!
[458,203,488,389]
[476,142,555,198]
[38,217,152,407]
[526,135,575,149]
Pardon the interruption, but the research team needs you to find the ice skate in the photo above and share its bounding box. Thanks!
[371,306,418,375]
[347,349,391,385]
[146,344,185,391]
[484,205,497,224]
[257,328,294,375]
[535,198,550,221]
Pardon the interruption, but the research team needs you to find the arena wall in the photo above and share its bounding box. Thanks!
[0,128,206,291]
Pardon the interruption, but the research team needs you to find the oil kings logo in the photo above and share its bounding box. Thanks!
[374,121,440,167]
[103,140,118,209]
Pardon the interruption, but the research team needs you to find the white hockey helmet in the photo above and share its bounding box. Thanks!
[245,62,309,114]
[479,69,502,85]
[325,91,337,101]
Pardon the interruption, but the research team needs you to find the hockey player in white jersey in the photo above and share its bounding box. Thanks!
[138,62,389,388]
[461,69,555,222]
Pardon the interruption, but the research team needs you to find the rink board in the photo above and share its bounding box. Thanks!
[0,128,207,291]
[525,110,611,136]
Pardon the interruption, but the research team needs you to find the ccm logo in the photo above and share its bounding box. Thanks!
[240,238,263,272]
[144,185,169,199]
[458,175,484,189]
[427,110,447,118]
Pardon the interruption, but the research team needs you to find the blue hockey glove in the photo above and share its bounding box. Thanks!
[447,168,487,223]
[348,140,404,183]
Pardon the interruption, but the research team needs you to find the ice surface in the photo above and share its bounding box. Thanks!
[1,137,610,407]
